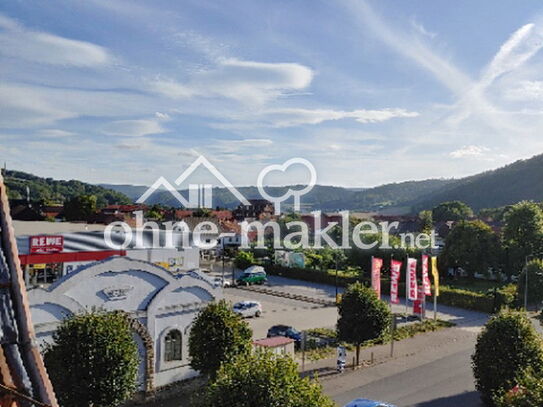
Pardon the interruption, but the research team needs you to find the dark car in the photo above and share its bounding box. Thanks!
[343,399,397,407]
[266,325,302,346]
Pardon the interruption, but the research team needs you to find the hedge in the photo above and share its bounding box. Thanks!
[264,264,516,314]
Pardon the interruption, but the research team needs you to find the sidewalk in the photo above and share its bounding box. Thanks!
[299,319,485,382]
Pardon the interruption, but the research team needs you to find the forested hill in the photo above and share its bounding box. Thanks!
[7,152,543,213]
[410,153,543,211]
[101,180,454,211]
[4,170,131,207]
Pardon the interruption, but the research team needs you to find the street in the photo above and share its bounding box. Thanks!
[326,345,481,406]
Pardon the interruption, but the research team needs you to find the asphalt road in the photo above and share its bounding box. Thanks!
[329,347,482,407]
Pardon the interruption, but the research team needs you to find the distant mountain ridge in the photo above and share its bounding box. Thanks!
[102,153,543,212]
[5,152,543,213]
[100,180,455,212]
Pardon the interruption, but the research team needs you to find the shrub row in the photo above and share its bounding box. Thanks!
[264,264,517,314]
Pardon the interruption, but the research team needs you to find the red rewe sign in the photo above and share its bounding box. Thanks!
[29,235,64,254]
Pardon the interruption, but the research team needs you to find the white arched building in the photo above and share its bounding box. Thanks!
[28,256,221,392]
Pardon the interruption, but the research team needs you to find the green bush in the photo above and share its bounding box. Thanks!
[493,368,543,406]
[472,310,543,405]
[44,311,139,407]
[234,251,256,270]
[197,351,335,407]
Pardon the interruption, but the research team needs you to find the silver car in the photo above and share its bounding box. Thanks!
[233,301,262,318]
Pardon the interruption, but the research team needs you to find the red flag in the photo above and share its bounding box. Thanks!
[422,255,432,296]
[371,257,383,299]
[407,258,418,301]
[390,260,402,304]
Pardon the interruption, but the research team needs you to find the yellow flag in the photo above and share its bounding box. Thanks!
[431,256,440,297]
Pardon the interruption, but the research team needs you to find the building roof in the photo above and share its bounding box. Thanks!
[12,220,106,237]
[253,336,295,347]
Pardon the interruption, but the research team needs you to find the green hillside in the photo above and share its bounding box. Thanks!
[413,154,543,211]
[101,180,453,211]
[4,170,131,207]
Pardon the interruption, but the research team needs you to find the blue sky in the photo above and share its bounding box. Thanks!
[2,0,543,188]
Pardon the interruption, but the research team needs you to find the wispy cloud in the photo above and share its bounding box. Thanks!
[346,1,472,95]
[149,57,314,105]
[0,14,111,66]
[37,129,76,138]
[450,145,490,158]
[260,107,419,127]
[103,119,165,137]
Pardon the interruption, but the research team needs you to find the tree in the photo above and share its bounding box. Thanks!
[493,368,543,407]
[337,282,391,365]
[43,311,139,407]
[472,310,543,405]
[63,194,97,221]
[503,201,543,275]
[432,201,473,222]
[197,351,335,407]
[419,210,433,233]
[189,300,253,377]
[442,220,500,279]
[193,207,212,217]
[517,259,543,305]
[234,250,255,270]
[145,204,164,220]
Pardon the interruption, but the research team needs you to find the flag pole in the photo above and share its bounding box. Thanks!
[405,254,409,319]
[433,256,438,321]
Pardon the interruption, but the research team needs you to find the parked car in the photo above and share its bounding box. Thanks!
[236,266,267,286]
[212,277,231,288]
[233,301,262,318]
[343,399,397,407]
[266,324,302,346]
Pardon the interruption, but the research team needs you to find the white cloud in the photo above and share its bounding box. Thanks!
[103,119,165,137]
[347,1,472,95]
[0,84,76,126]
[0,14,111,66]
[0,83,162,128]
[148,57,314,105]
[481,24,543,88]
[261,107,419,127]
[155,112,171,120]
[505,80,543,101]
[37,129,76,138]
[410,18,436,39]
[225,138,273,147]
[447,23,543,128]
[449,145,490,158]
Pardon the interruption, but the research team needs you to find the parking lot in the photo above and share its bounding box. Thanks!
[224,286,338,338]
[208,267,488,339]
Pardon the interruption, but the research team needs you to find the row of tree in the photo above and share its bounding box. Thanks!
[442,200,543,279]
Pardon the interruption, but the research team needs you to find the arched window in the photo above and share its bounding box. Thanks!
[164,329,182,362]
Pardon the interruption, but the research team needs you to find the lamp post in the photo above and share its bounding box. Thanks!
[335,255,339,304]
